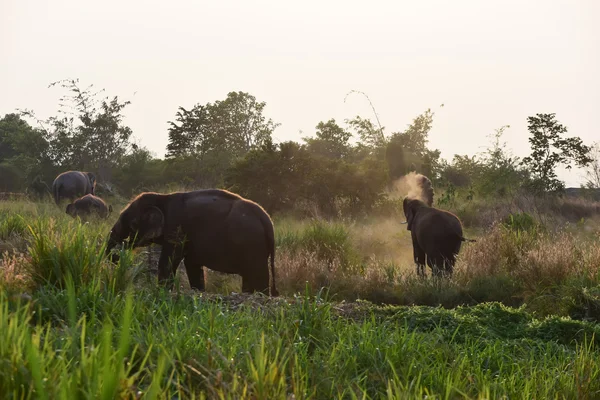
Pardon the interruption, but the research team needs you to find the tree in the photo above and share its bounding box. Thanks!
[209,91,279,156]
[167,92,278,158]
[22,79,134,182]
[346,116,385,150]
[584,142,600,189]
[166,92,279,186]
[521,113,592,193]
[166,105,211,158]
[391,108,434,158]
[442,154,481,188]
[304,119,352,159]
[225,140,388,216]
[0,113,52,190]
[475,125,527,197]
[385,109,438,180]
[112,145,166,195]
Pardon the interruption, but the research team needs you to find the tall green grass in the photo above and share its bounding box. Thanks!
[276,219,361,271]
[2,289,600,398]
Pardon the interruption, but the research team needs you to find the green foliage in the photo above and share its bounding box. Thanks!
[391,108,434,158]
[111,146,166,195]
[502,212,538,234]
[165,91,279,187]
[166,92,277,159]
[522,113,592,193]
[475,125,527,197]
[386,108,441,181]
[346,115,386,150]
[225,141,388,216]
[0,114,52,191]
[277,219,361,270]
[303,119,352,159]
[26,218,139,291]
[0,212,28,241]
[442,154,481,188]
[21,79,134,183]
[2,289,600,398]
[437,184,457,207]
[0,163,26,192]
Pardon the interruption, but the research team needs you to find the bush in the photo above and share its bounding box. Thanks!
[502,211,538,233]
[277,219,361,272]
[26,218,139,293]
[0,212,28,240]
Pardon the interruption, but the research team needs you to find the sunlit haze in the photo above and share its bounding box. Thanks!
[2,0,598,186]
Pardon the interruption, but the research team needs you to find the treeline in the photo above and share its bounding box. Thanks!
[1,79,598,216]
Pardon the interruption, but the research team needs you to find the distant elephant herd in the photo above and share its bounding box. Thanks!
[50,170,475,297]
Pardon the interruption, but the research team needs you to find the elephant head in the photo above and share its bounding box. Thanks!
[106,193,165,259]
[86,172,97,194]
[66,203,76,217]
[403,197,427,231]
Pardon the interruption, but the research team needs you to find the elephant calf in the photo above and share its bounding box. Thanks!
[403,197,475,277]
[66,194,113,219]
[105,189,278,296]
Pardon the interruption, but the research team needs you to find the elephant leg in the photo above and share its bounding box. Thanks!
[183,257,206,291]
[157,243,183,289]
[413,240,426,278]
[427,256,443,278]
[241,263,269,295]
[444,254,457,277]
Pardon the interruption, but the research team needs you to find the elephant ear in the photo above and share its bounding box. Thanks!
[86,172,97,194]
[86,172,96,185]
[403,198,415,231]
[66,203,75,216]
[406,208,415,231]
[138,206,164,243]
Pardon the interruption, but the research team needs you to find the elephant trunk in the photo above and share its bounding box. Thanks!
[105,235,121,263]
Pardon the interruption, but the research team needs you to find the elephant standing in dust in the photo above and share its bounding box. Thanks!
[52,171,96,205]
[403,197,475,277]
[66,194,113,219]
[105,189,278,296]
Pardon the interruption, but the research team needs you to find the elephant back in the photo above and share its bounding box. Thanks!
[52,171,96,204]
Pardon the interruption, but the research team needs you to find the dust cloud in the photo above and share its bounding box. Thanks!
[389,172,434,206]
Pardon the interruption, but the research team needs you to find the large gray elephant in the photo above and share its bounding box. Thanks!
[105,189,278,296]
[403,197,475,277]
[66,194,113,219]
[52,171,96,205]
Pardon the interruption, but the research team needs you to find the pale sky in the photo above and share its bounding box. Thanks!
[2,0,599,187]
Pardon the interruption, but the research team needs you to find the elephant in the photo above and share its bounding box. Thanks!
[402,197,475,277]
[66,194,113,219]
[52,171,96,205]
[105,189,278,296]
[27,175,51,201]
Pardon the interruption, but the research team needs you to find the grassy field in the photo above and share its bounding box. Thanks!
[1,197,600,398]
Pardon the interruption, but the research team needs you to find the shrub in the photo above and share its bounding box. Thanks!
[277,219,361,272]
[0,212,28,241]
[26,218,140,293]
[502,211,538,233]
